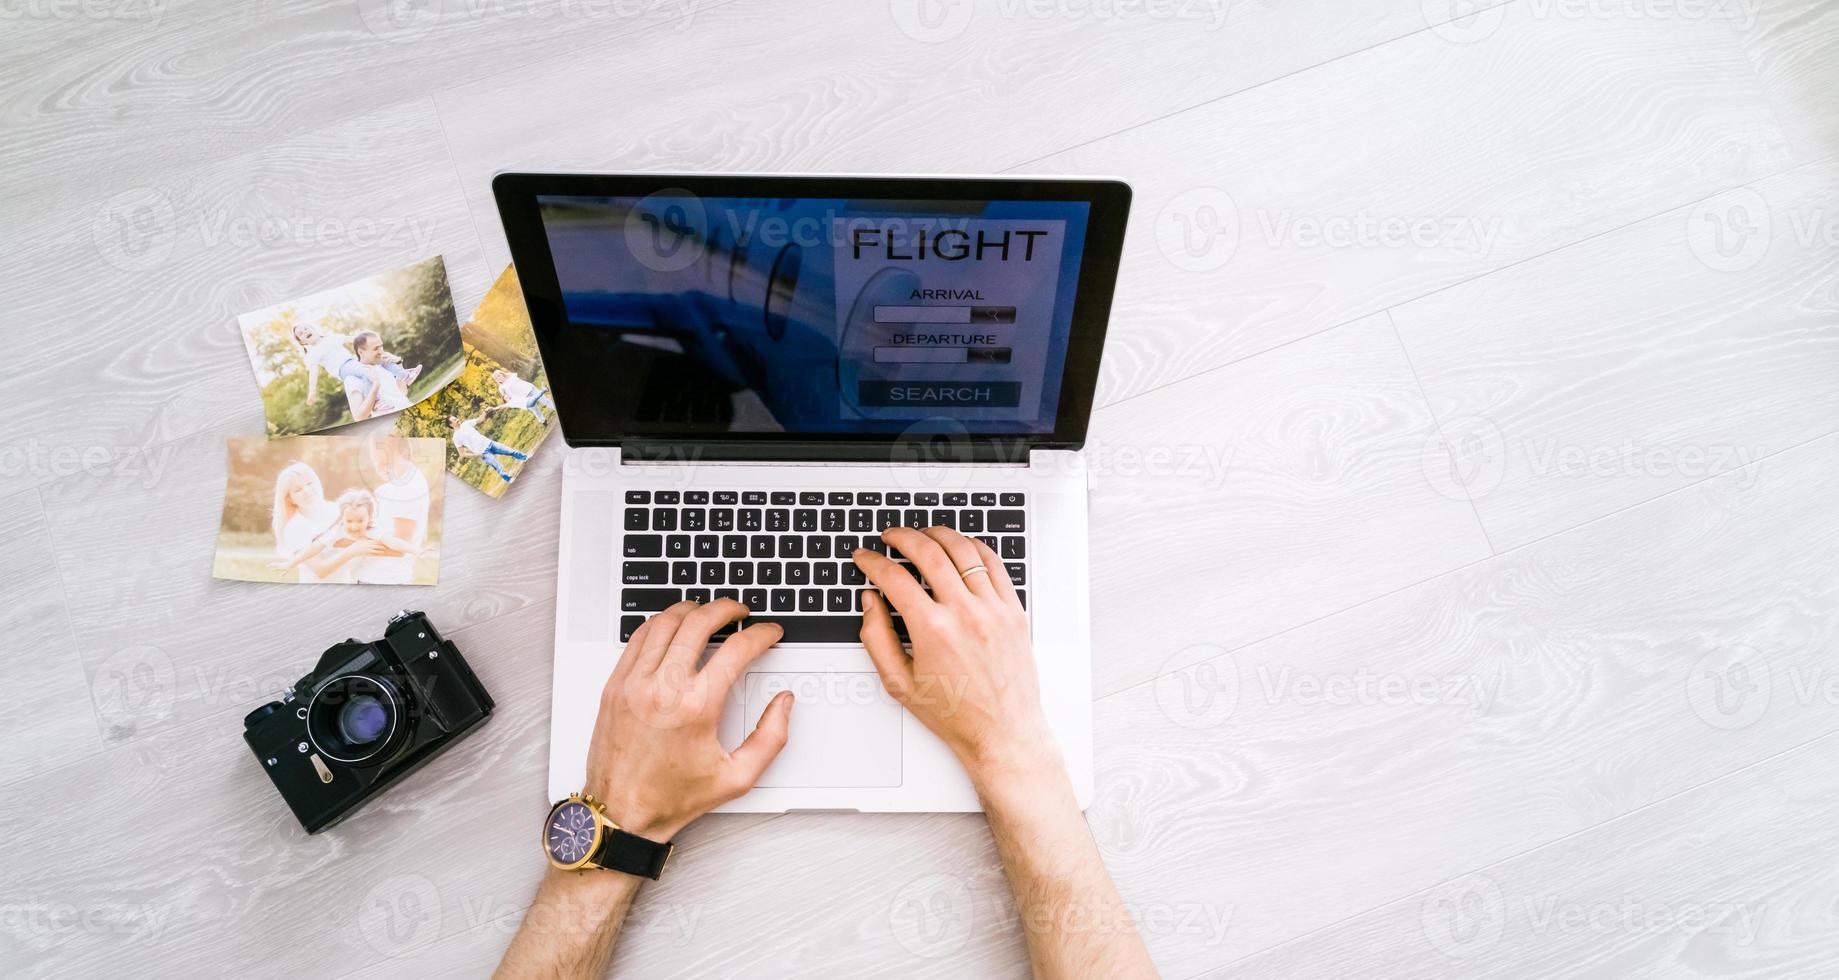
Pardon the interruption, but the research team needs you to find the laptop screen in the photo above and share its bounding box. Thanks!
[531,193,1093,436]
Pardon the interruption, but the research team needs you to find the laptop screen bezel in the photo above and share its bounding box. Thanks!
[492,172,1131,456]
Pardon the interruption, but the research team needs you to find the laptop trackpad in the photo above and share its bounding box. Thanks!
[739,672,902,788]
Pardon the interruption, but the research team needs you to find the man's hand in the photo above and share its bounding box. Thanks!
[852,527,1056,781]
[582,599,795,841]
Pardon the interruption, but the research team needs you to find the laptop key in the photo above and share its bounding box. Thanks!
[798,589,825,612]
[619,616,646,642]
[795,509,818,532]
[780,536,804,559]
[975,535,997,550]
[712,508,736,531]
[1002,536,1025,559]
[988,510,1026,533]
[1016,589,1026,608]
[750,615,909,643]
[903,509,927,528]
[849,509,873,532]
[858,491,882,506]
[770,588,795,611]
[876,509,899,531]
[700,562,725,584]
[722,535,747,558]
[828,492,852,505]
[742,491,767,505]
[959,510,983,533]
[694,534,719,558]
[1005,563,1026,585]
[787,562,810,585]
[930,509,956,529]
[944,492,968,506]
[622,561,668,584]
[836,535,860,553]
[742,588,767,611]
[800,491,825,506]
[1000,492,1025,507]
[842,563,866,586]
[767,509,790,532]
[886,491,911,506]
[815,562,838,585]
[759,562,783,585]
[770,491,796,505]
[682,508,706,531]
[730,562,754,585]
[685,491,708,505]
[671,561,696,585]
[624,508,648,531]
[715,588,739,602]
[665,535,691,558]
[805,535,829,558]
[623,535,662,557]
[625,490,651,504]
[915,492,939,506]
[655,491,680,505]
[714,491,738,505]
[621,588,681,612]
[686,588,711,604]
[751,537,775,558]
[827,589,852,612]
[652,509,677,531]
[822,508,845,531]
[972,492,996,507]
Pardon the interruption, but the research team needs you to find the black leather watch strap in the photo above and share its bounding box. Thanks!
[592,827,673,880]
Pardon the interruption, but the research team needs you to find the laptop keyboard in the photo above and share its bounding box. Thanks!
[618,489,1028,643]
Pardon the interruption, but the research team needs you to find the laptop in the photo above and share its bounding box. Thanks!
[493,173,1131,812]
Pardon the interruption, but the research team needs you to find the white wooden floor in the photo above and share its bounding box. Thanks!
[4,1,1838,977]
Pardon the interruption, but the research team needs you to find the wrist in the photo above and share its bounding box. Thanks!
[958,725,1066,794]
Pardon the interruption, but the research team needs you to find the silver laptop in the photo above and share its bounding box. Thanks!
[493,173,1132,811]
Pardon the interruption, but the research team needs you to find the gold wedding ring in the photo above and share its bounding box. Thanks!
[959,565,990,581]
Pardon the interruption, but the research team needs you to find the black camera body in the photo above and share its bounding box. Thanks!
[243,611,495,834]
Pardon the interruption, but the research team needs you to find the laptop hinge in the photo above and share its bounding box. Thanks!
[616,438,1062,465]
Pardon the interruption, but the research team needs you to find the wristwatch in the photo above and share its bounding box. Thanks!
[541,793,674,879]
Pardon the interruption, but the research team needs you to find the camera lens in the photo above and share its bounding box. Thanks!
[337,695,389,745]
[306,674,404,765]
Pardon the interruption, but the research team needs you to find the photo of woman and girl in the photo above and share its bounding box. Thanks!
[214,435,445,586]
[237,256,465,437]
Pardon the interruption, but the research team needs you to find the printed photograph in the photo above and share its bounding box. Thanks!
[237,255,466,437]
[213,434,446,586]
[394,266,561,498]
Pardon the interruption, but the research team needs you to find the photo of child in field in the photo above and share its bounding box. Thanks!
[213,435,446,585]
[394,266,561,498]
[237,256,465,436]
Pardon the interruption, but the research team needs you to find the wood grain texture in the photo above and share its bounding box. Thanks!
[2,0,1836,977]
[1733,0,1839,164]
[1391,159,1839,549]
[1027,0,1796,406]
[1219,733,1839,979]
[1084,312,1491,698]
[0,98,488,498]
[432,0,1470,271]
[1082,429,1839,976]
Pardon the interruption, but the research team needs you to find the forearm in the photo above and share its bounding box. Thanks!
[973,745,1157,980]
[495,868,642,980]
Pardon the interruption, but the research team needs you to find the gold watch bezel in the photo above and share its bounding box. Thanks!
[542,793,620,872]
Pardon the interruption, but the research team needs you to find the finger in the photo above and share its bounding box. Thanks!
[973,537,1021,608]
[660,599,752,673]
[880,526,965,600]
[851,546,931,614]
[628,601,699,675]
[610,615,656,686]
[919,526,995,599]
[859,589,915,702]
[727,690,794,790]
[700,620,786,695]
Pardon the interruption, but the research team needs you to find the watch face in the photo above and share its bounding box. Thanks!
[546,801,597,865]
